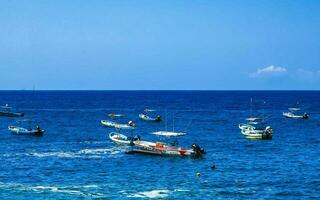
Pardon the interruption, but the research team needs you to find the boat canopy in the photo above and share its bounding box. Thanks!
[144,108,156,112]
[0,104,12,109]
[150,131,186,137]
[248,121,262,125]
[246,117,263,121]
[288,108,300,111]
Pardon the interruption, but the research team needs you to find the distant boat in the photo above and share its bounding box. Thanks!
[109,132,140,145]
[283,108,309,119]
[8,119,44,136]
[0,104,24,117]
[101,120,136,130]
[107,113,125,118]
[239,118,273,139]
[139,113,162,122]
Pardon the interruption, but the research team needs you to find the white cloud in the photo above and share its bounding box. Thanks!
[250,65,287,77]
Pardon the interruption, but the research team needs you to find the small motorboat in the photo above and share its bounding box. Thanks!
[128,131,205,158]
[0,104,24,117]
[239,118,273,139]
[101,120,136,130]
[127,142,205,158]
[107,113,125,118]
[283,108,309,119]
[8,125,44,136]
[139,113,161,122]
[109,132,141,145]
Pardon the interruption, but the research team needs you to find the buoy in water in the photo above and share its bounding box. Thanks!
[211,165,216,170]
[196,172,201,177]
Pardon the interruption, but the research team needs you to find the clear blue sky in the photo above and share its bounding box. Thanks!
[1,0,319,90]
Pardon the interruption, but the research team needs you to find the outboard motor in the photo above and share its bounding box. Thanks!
[133,135,141,141]
[303,113,309,119]
[155,115,162,122]
[191,143,206,158]
[128,121,136,127]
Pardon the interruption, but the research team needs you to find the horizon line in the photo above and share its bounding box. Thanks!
[0,89,319,92]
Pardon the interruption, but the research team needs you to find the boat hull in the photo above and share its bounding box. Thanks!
[8,126,44,136]
[109,132,133,145]
[101,120,135,130]
[0,112,24,117]
[139,114,161,122]
[241,130,272,139]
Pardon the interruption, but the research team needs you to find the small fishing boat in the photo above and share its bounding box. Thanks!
[101,120,136,129]
[107,113,125,118]
[127,131,205,158]
[283,108,309,119]
[239,118,273,139]
[127,142,205,158]
[139,113,161,122]
[0,104,24,117]
[109,132,141,145]
[8,125,44,136]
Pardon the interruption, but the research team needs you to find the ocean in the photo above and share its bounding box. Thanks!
[0,90,319,199]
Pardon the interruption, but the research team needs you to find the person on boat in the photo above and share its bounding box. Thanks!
[133,135,141,141]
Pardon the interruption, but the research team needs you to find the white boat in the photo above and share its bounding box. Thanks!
[101,120,136,130]
[107,113,125,118]
[139,113,161,122]
[0,104,24,117]
[128,141,205,158]
[109,132,140,145]
[239,118,272,139]
[283,108,309,119]
[129,131,204,158]
[8,126,44,136]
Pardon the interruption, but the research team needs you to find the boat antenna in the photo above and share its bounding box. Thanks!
[173,111,175,132]
[250,98,253,117]
[165,109,168,131]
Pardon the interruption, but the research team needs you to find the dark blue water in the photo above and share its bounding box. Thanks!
[0,91,319,199]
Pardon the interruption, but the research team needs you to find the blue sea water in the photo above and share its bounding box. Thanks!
[0,90,319,199]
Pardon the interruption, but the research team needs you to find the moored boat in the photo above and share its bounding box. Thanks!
[0,104,24,117]
[8,125,44,136]
[101,120,136,129]
[139,113,161,122]
[128,142,205,158]
[128,131,205,158]
[109,132,141,145]
[283,108,309,119]
[239,118,273,139]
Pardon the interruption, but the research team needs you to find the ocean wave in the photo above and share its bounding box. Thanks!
[0,182,104,198]
[29,147,124,158]
[2,146,125,159]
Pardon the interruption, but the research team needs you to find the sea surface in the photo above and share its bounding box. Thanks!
[0,91,319,199]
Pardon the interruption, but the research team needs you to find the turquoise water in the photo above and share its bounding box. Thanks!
[0,91,319,199]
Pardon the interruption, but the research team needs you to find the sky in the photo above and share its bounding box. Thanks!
[0,0,320,90]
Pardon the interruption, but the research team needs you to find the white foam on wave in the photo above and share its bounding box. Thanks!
[30,151,80,158]
[0,182,104,198]
[127,189,171,198]
[125,189,190,199]
[26,146,124,159]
